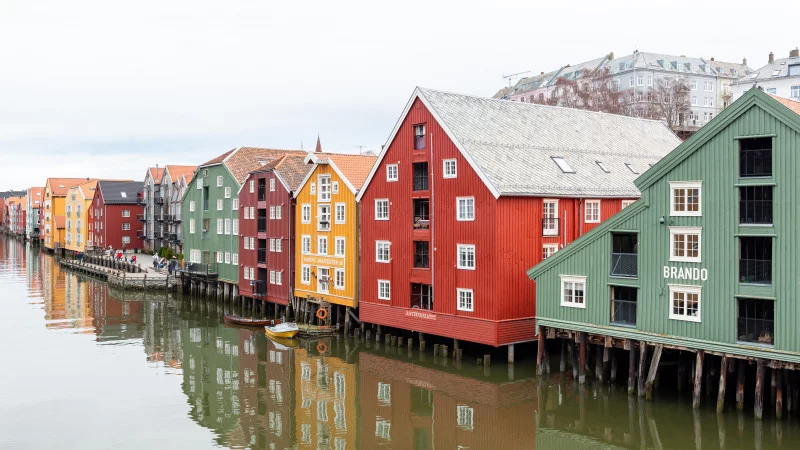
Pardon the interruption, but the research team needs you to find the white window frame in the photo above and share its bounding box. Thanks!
[217,175,223,187]
[584,200,600,223]
[216,252,223,263]
[275,271,283,285]
[457,405,474,430]
[543,199,558,236]
[232,253,238,264]
[270,270,276,284]
[269,206,275,219]
[668,284,702,323]
[302,235,311,254]
[232,198,238,210]
[275,238,282,253]
[335,237,345,257]
[216,218,223,234]
[196,178,203,189]
[224,252,231,264]
[621,200,635,209]
[243,207,249,220]
[301,204,311,224]
[669,181,702,217]
[310,182,316,195]
[232,219,239,234]
[332,181,339,194]
[456,197,474,221]
[270,238,276,252]
[121,210,130,218]
[669,226,702,263]
[334,268,345,290]
[378,280,391,300]
[443,159,457,178]
[249,179,255,193]
[121,236,130,244]
[386,164,398,182]
[375,199,389,220]
[224,186,231,198]
[217,199,223,211]
[335,203,346,224]
[244,237,250,250]
[457,244,475,270]
[318,236,328,255]
[301,264,311,284]
[189,219,195,234]
[543,244,559,259]
[457,288,474,312]
[275,205,282,219]
[560,275,587,309]
[318,175,332,202]
[270,178,276,192]
[376,240,391,263]
[224,218,231,234]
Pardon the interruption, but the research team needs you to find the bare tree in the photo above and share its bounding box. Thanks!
[641,76,692,129]
[534,68,624,114]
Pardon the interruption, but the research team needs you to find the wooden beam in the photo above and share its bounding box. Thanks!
[610,348,618,383]
[717,356,729,413]
[537,327,545,376]
[628,343,636,395]
[637,342,647,397]
[645,344,663,401]
[736,359,746,411]
[755,359,765,420]
[596,345,604,383]
[578,333,586,384]
[692,350,704,409]
[776,368,784,420]
[559,339,567,372]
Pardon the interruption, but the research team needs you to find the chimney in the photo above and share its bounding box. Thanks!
[791,48,800,58]
[710,57,715,61]
[769,52,774,63]
[743,57,747,66]
[540,71,544,75]
[608,51,615,60]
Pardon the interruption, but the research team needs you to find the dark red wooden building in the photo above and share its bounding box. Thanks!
[238,155,312,307]
[89,181,145,251]
[356,87,681,350]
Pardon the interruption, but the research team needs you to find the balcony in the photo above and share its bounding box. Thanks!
[413,162,429,191]
[153,230,163,239]
[413,199,430,230]
[172,215,182,223]
[318,220,331,232]
[155,214,164,222]
[137,230,146,239]
[257,217,267,233]
[414,241,429,268]
[167,232,178,242]
[739,186,773,225]
[181,262,218,278]
[258,248,267,264]
[542,218,559,236]
[155,197,164,205]
[137,214,146,223]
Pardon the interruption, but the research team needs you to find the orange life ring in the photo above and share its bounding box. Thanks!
[316,308,328,320]
[317,342,328,354]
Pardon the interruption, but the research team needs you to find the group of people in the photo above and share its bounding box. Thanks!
[106,245,136,264]
[153,254,179,275]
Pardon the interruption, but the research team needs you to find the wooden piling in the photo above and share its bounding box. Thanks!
[569,343,579,380]
[483,354,491,367]
[433,344,440,356]
[537,329,546,376]
[717,356,729,413]
[628,343,636,395]
[610,348,618,383]
[776,368,784,420]
[755,359,765,420]
[595,345,604,383]
[508,343,515,364]
[644,345,663,400]
[578,333,586,384]
[637,342,647,397]
[693,350,704,409]
[559,340,567,372]
[442,345,448,359]
[771,368,777,406]
[736,359,746,411]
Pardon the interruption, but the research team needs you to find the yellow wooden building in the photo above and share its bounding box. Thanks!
[293,152,376,313]
[64,180,99,253]
[42,177,93,251]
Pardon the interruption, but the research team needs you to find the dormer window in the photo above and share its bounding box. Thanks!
[552,157,575,173]
[596,161,610,173]
[414,124,426,150]
[625,163,639,174]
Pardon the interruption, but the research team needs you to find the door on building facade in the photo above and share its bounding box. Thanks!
[543,200,558,236]
[202,251,210,265]
[317,267,330,294]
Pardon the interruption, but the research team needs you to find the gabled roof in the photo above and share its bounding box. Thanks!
[74,180,99,200]
[262,154,315,192]
[97,181,144,204]
[147,167,165,184]
[28,187,43,206]
[735,55,800,84]
[200,147,307,185]
[358,87,680,200]
[705,59,752,79]
[163,165,197,184]
[46,178,91,197]
[296,152,377,197]
[636,87,800,191]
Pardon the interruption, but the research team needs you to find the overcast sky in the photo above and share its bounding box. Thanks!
[1,0,796,189]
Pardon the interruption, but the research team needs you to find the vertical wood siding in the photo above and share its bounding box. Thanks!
[238,174,257,299]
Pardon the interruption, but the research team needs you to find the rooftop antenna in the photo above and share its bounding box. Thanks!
[354,145,368,155]
[502,70,531,87]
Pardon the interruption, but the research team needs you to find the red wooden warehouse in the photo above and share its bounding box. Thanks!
[356,87,680,352]
[89,181,145,251]
[238,155,312,308]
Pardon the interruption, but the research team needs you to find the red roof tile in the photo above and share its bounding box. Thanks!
[770,94,800,115]
[46,178,93,197]
[164,165,197,183]
[148,167,165,184]
[321,153,378,190]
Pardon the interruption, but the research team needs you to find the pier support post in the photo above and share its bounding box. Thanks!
[637,342,647,397]
[736,359,746,411]
[537,327,545,376]
[570,343,578,380]
[645,344,663,401]
[755,359,765,420]
[559,340,566,372]
[717,356,729,413]
[771,368,777,406]
[627,341,636,395]
[508,343,515,364]
[596,345,604,383]
[577,333,586,384]
[693,350,705,409]
[610,348,618,383]
[777,368,784,420]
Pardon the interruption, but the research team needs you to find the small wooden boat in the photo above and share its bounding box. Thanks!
[265,322,300,339]
[297,323,339,337]
[224,314,282,327]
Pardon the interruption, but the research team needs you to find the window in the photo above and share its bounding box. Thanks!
[790,65,800,76]
[120,222,130,231]
[766,88,777,94]
[197,178,203,189]
[457,405,474,430]
[270,270,276,284]
[243,207,249,219]
[244,237,250,250]
[670,181,702,216]
[443,159,457,178]
[669,227,702,263]
[386,164,398,182]
[319,175,331,202]
[740,237,772,284]
[551,156,575,173]
[216,252,223,263]
[414,241,429,268]
[691,96,697,106]
[275,238,282,252]
[560,275,586,308]
[224,252,231,264]
[301,265,311,284]
[738,298,774,345]
[457,244,475,270]
[376,241,390,262]
[584,200,600,223]
[543,200,558,236]
[543,244,558,259]
[378,280,391,300]
[739,186,773,224]
[216,218,223,234]
[231,199,238,210]
[414,124,426,150]
[121,236,130,244]
[318,204,330,230]
[621,200,635,209]
[224,187,231,198]
[669,284,701,322]
[248,206,254,219]
[691,80,698,90]
[739,137,772,177]
[413,162,429,191]
[275,205,282,219]
[217,199,223,211]
[302,235,311,254]
[270,238,276,252]
[270,178,275,192]
[249,180,255,193]
[457,289,474,312]
[456,197,474,221]
[791,85,800,99]
[636,75,644,86]
[335,237,345,257]
[232,219,239,234]
[596,161,610,173]
[335,203,345,224]
[190,249,201,263]
[375,199,389,220]
[269,206,275,219]
[318,236,328,255]
[217,176,223,187]
[310,182,316,195]
[275,271,282,285]
[224,218,231,234]
[232,253,238,264]
[122,210,130,217]
[334,269,345,289]
[189,219,195,234]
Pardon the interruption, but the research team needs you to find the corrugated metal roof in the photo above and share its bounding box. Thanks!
[419,87,681,197]
[98,181,144,204]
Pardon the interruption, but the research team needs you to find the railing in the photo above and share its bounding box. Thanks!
[155,214,164,222]
[172,215,182,223]
[739,258,771,284]
[161,214,174,222]
[137,214,146,222]
[738,317,774,345]
[610,253,638,277]
[258,188,267,202]
[137,230,146,239]
[739,198,772,224]
[167,232,178,241]
[153,231,163,239]
[257,217,267,233]
[318,220,331,232]
[155,197,164,205]
[181,262,218,276]
[413,217,430,230]
[542,218,559,236]
[610,299,637,326]
[258,248,267,264]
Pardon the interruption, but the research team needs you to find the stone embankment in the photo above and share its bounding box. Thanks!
[58,256,175,292]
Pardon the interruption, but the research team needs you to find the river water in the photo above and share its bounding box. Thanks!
[1,236,798,449]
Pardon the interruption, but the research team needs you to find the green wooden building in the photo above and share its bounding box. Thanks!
[528,88,800,367]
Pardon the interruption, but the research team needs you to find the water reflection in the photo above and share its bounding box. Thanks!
[5,236,800,449]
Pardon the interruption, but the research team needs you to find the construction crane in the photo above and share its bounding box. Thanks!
[502,70,531,87]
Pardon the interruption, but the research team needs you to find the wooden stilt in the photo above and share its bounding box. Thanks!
[754,359,765,420]
[736,359,746,411]
[776,368,784,420]
[637,342,647,397]
[717,356,729,413]
[537,329,545,376]
[603,346,611,383]
[644,344,663,401]
[771,368,777,406]
[628,343,636,395]
[508,343,515,364]
[560,340,567,372]
[693,350,704,409]
[678,355,687,392]
[578,333,586,384]
[570,343,579,380]
[595,345,603,383]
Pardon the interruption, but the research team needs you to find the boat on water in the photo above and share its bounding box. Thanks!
[264,335,300,349]
[297,323,339,336]
[265,322,300,339]
[224,314,282,327]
